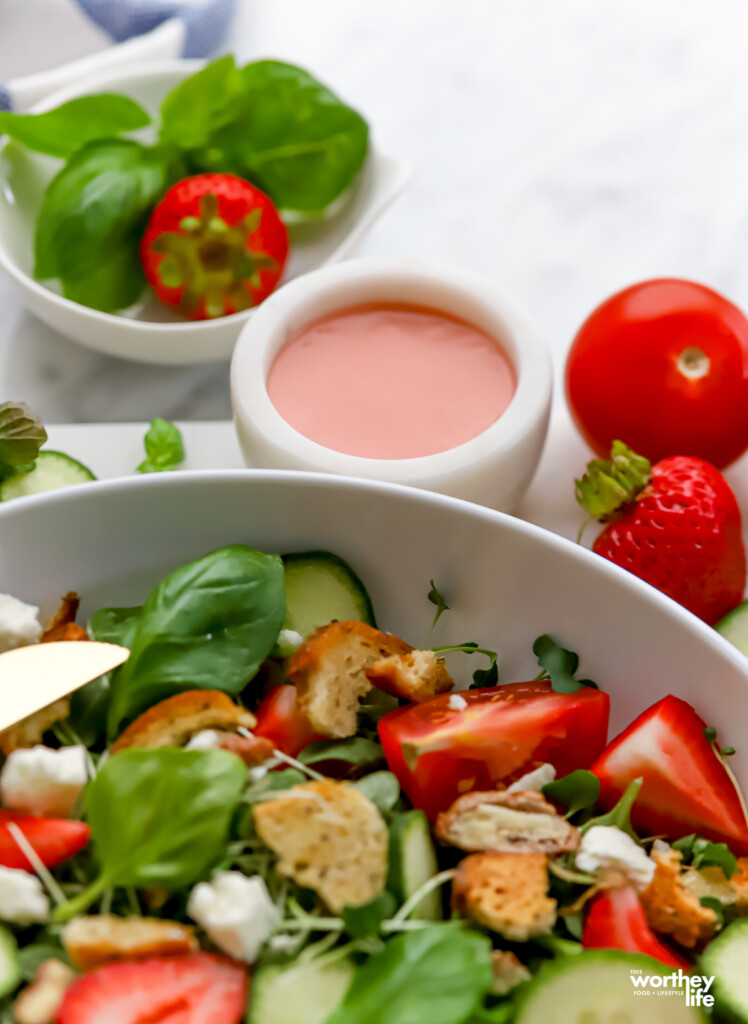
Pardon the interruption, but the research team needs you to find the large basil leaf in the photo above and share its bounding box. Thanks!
[34,139,182,312]
[190,60,369,215]
[160,55,243,150]
[55,748,245,920]
[327,927,493,1024]
[106,545,285,735]
[0,94,150,158]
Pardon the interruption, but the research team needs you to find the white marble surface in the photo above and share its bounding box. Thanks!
[4,0,748,423]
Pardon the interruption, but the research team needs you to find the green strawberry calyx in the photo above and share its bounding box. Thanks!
[575,440,652,521]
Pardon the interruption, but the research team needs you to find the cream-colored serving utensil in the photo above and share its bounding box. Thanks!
[0,642,130,732]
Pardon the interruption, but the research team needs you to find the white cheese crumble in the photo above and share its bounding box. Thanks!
[185,730,222,751]
[0,745,88,818]
[507,763,557,793]
[187,872,280,962]
[448,693,468,711]
[0,594,42,654]
[575,825,656,891]
[0,866,49,924]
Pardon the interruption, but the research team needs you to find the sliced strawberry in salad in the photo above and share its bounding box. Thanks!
[591,695,748,853]
[378,681,610,820]
[56,954,247,1024]
[583,886,689,969]
[0,810,90,872]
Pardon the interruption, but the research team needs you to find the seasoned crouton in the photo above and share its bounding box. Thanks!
[436,790,579,855]
[110,690,256,753]
[40,592,89,644]
[61,914,198,971]
[13,959,76,1024]
[0,699,70,756]
[252,779,388,913]
[365,649,453,703]
[640,849,717,948]
[729,858,748,912]
[289,621,413,738]
[490,950,531,996]
[452,852,556,941]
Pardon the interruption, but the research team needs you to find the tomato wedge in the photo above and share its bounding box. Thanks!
[583,886,689,968]
[378,681,610,819]
[253,684,323,758]
[591,695,748,853]
[0,810,90,872]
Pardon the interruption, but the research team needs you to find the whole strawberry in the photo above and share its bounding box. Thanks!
[576,441,746,624]
[141,173,289,320]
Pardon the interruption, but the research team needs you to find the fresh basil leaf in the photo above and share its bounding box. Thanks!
[581,777,642,839]
[299,737,384,769]
[672,834,738,878]
[467,1005,515,1024]
[106,545,285,735]
[67,676,110,747]
[543,770,600,818]
[351,772,400,813]
[0,402,47,468]
[56,748,245,920]
[89,605,141,646]
[35,140,183,312]
[0,94,150,158]
[160,55,243,150]
[191,60,369,215]
[137,418,184,474]
[343,891,397,938]
[327,926,493,1024]
[532,635,597,693]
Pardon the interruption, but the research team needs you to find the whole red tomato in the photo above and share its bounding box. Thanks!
[566,279,748,468]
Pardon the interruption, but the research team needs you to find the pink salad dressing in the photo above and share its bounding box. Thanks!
[266,303,517,459]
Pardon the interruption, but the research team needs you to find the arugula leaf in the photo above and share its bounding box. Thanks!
[189,60,369,215]
[137,418,184,474]
[326,927,493,1024]
[543,770,600,818]
[427,580,450,631]
[432,643,499,689]
[55,748,245,920]
[581,777,642,839]
[0,94,150,158]
[700,895,726,926]
[532,635,597,693]
[160,55,243,150]
[0,402,47,470]
[300,737,384,769]
[34,140,183,312]
[672,834,738,878]
[343,891,397,938]
[106,545,286,735]
[351,772,400,813]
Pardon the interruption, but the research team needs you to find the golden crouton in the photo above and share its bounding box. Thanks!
[13,959,76,1024]
[490,950,531,996]
[436,790,579,855]
[0,699,70,756]
[452,852,556,941]
[289,621,413,738]
[61,915,198,971]
[640,849,717,948]
[40,592,89,645]
[252,779,388,914]
[110,690,256,753]
[365,649,454,703]
[729,858,748,912]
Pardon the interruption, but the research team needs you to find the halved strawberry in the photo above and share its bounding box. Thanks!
[0,810,90,872]
[591,695,748,853]
[57,954,247,1024]
[583,886,689,968]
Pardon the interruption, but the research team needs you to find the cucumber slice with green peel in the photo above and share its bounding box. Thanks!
[0,450,96,501]
[0,926,19,999]
[716,601,748,657]
[282,551,376,639]
[387,810,442,920]
[702,917,748,1021]
[248,957,354,1024]
[514,951,707,1024]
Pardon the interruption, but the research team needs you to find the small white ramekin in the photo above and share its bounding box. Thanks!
[230,258,552,511]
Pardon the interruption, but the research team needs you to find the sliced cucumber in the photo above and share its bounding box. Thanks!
[248,957,354,1024]
[282,551,376,639]
[0,926,19,999]
[0,451,96,501]
[514,951,706,1024]
[702,917,748,1021]
[387,810,442,921]
[716,601,748,657]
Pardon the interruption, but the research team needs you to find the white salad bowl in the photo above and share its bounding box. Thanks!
[0,62,410,366]
[0,470,746,782]
[231,258,552,511]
